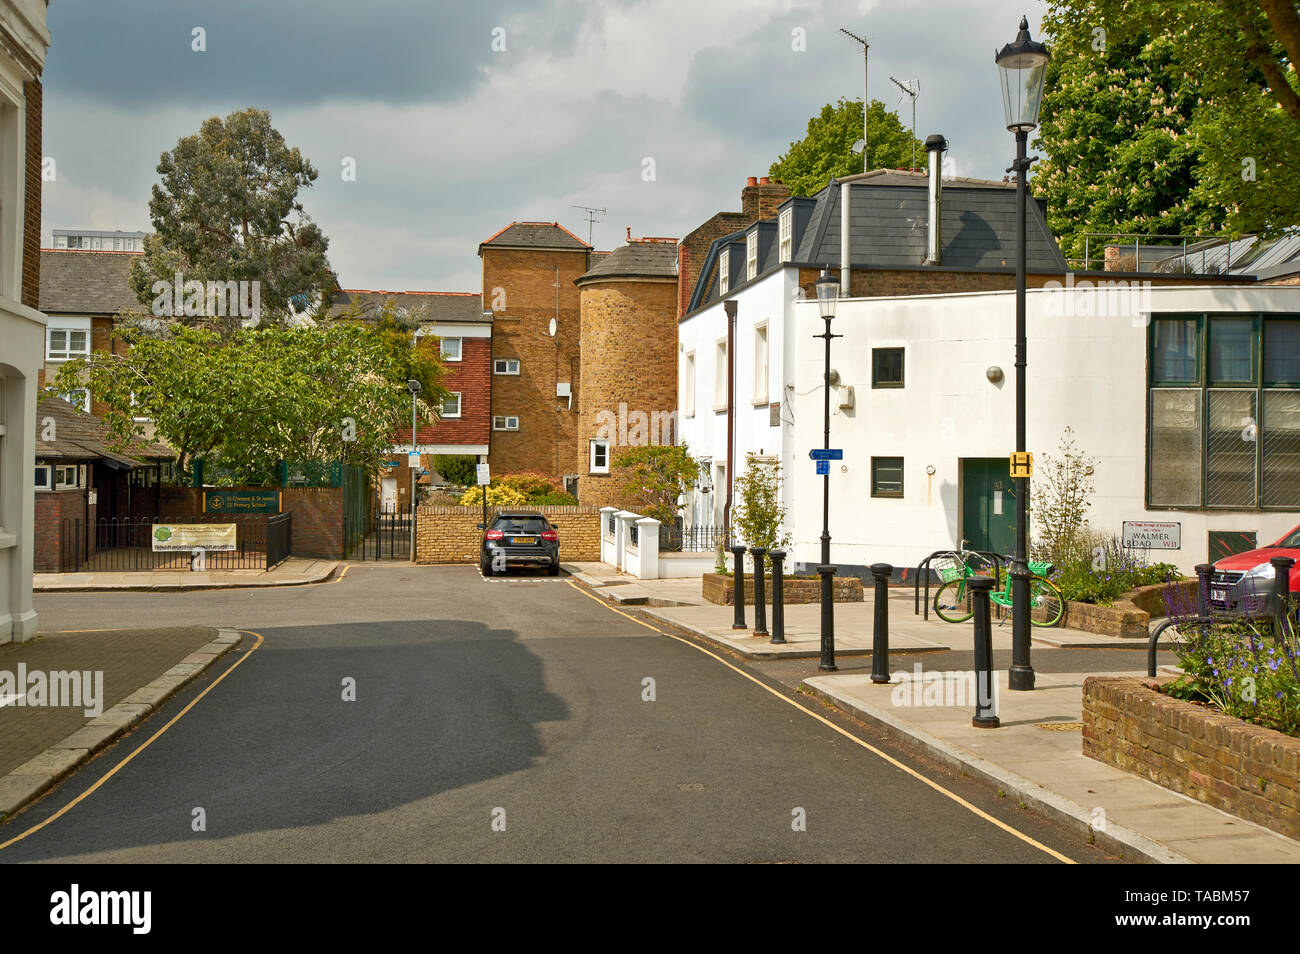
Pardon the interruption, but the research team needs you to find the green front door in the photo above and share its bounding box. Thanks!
[961,458,1019,556]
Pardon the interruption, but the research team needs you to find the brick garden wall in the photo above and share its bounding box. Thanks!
[159,485,343,559]
[1083,676,1300,841]
[416,504,601,564]
[33,490,87,572]
[702,572,863,605]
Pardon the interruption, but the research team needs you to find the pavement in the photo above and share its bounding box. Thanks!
[0,625,239,820]
[568,562,1300,864]
[33,556,338,592]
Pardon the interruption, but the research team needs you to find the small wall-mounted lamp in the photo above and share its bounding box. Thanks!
[986,366,1004,384]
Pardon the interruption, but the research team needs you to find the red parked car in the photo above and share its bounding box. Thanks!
[1210,524,1300,614]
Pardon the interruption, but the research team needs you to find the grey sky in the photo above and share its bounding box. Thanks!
[41,0,1048,293]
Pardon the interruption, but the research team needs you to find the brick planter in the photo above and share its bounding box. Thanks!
[1060,580,1198,638]
[1083,676,1300,841]
[702,572,863,605]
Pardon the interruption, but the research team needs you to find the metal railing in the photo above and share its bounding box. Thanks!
[61,514,290,572]
[660,525,731,553]
[1071,231,1243,274]
[913,548,1005,621]
[344,504,411,560]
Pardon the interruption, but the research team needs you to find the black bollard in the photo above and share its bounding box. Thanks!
[769,550,787,645]
[870,563,893,684]
[1271,556,1295,639]
[750,547,769,637]
[818,564,837,671]
[1195,563,1214,617]
[969,576,999,728]
[730,545,748,630]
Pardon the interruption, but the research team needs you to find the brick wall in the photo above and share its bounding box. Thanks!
[481,246,588,478]
[741,177,790,221]
[576,276,678,510]
[1083,676,1300,841]
[22,79,40,310]
[703,572,863,605]
[416,504,601,564]
[678,211,750,319]
[33,489,88,572]
[160,485,343,559]
[408,334,491,447]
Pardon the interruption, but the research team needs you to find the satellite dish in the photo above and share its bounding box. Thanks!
[548,318,557,337]
[852,139,866,154]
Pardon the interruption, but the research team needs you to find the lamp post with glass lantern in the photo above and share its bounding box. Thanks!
[814,270,842,672]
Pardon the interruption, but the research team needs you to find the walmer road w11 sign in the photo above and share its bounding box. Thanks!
[151,524,237,552]
[1122,521,1181,550]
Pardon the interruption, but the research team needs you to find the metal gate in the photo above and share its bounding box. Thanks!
[346,498,412,560]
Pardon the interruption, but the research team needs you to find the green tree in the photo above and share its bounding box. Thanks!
[1038,1,1300,252]
[613,444,700,523]
[732,455,791,552]
[769,98,926,197]
[128,107,335,332]
[432,455,477,486]
[50,324,430,482]
[330,295,447,401]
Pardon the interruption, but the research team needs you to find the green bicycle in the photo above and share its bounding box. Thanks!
[932,543,1065,626]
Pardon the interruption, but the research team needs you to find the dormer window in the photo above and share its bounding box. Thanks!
[746,231,758,280]
[779,208,793,262]
[718,249,729,295]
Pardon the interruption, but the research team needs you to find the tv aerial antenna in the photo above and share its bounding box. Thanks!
[839,28,870,171]
[890,77,920,171]
[571,205,606,246]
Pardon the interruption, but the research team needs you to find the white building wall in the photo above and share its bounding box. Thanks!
[786,283,1300,576]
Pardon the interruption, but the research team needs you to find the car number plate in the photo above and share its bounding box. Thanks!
[1211,586,1227,602]
[511,536,534,545]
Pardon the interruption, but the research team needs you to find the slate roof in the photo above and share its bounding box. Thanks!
[687,169,1068,313]
[329,290,487,323]
[1146,230,1300,279]
[478,221,591,251]
[35,396,173,469]
[39,249,144,315]
[575,240,677,283]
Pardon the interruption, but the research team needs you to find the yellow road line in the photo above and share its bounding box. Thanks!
[0,630,265,852]
[565,580,1075,864]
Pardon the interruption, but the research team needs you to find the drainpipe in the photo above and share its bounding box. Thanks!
[724,299,737,542]
[924,134,948,265]
[839,182,851,296]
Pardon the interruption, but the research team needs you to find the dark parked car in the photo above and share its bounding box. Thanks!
[480,511,560,576]
[1210,524,1300,615]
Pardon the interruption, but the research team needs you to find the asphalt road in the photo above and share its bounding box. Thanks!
[1,565,1125,863]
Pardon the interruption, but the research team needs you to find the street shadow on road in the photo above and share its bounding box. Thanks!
[0,618,569,861]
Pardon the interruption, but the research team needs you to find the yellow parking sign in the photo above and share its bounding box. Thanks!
[1010,452,1033,478]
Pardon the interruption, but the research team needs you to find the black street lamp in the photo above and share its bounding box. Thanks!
[996,16,1049,691]
[814,269,842,672]
[407,378,421,563]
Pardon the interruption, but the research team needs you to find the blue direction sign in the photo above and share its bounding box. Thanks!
[808,448,844,461]
[815,460,830,475]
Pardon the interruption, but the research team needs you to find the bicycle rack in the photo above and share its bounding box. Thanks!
[913,550,1005,621]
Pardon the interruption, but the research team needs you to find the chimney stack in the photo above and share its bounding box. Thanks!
[924,135,948,265]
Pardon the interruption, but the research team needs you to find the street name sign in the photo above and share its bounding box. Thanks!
[808,449,843,461]
[1122,520,1181,550]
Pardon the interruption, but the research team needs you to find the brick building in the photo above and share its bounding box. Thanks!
[478,222,592,490]
[575,236,679,510]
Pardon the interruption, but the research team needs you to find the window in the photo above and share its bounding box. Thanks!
[872,347,905,388]
[493,415,519,431]
[59,389,90,413]
[746,231,758,280]
[494,358,520,375]
[34,465,51,490]
[779,209,793,262]
[714,339,728,411]
[683,351,696,418]
[54,464,83,490]
[47,328,89,361]
[439,337,462,361]
[718,249,729,295]
[753,324,768,404]
[441,392,462,418]
[1148,314,1300,509]
[871,457,904,498]
[590,439,609,474]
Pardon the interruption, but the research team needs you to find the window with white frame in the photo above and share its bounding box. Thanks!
[59,389,90,413]
[441,392,462,417]
[718,250,729,295]
[779,208,793,262]
[590,439,609,474]
[47,328,89,361]
[494,358,520,375]
[746,231,758,280]
[753,323,768,404]
[439,337,462,361]
[684,351,696,418]
[493,415,519,431]
[714,339,728,410]
[53,464,84,489]
[34,464,51,491]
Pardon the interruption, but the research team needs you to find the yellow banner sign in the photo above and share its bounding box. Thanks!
[151,524,237,552]
[1009,451,1033,478]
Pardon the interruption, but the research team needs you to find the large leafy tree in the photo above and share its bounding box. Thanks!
[1037,0,1300,258]
[128,107,335,331]
[769,98,925,197]
[51,324,435,482]
[613,444,700,524]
